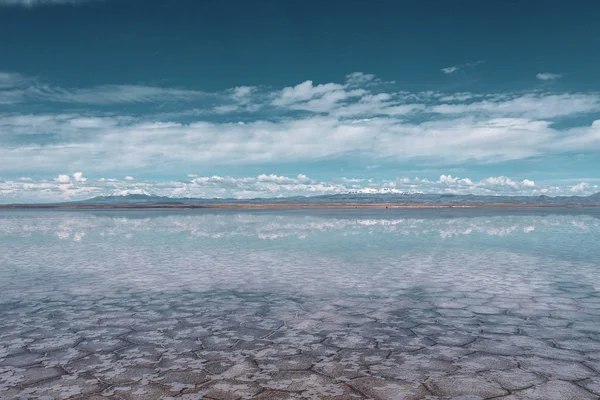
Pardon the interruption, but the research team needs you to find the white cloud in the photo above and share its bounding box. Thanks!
[441,61,485,74]
[0,113,565,172]
[536,72,564,81]
[0,70,206,105]
[1,70,594,124]
[438,93,475,102]
[430,93,600,119]
[438,174,474,186]
[296,174,311,183]
[478,176,521,189]
[40,84,205,105]
[124,176,135,181]
[341,177,365,183]
[3,72,600,186]
[256,174,298,184]
[345,72,376,86]
[0,71,31,104]
[571,182,590,192]
[522,179,536,188]
[271,80,369,114]
[0,72,26,89]
[1,111,599,175]
[73,172,86,182]
[394,175,579,196]
[230,86,255,99]
[1,173,598,204]
[56,174,70,183]
[552,119,600,149]
[441,66,459,74]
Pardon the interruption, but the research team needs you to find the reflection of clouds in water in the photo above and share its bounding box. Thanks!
[2,210,599,398]
[72,232,85,241]
[0,212,598,241]
[571,220,588,230]
[0,211,599,301]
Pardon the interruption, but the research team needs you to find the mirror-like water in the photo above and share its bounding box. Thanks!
[1,209,600,399]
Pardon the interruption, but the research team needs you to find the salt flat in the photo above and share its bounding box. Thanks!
[1,209,600,399]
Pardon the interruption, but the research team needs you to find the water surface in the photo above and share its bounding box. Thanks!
[1,209,600,399]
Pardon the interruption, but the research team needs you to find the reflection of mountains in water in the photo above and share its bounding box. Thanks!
[69,192,600,206]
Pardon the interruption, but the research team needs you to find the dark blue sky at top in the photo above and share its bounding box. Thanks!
[1,0,599,93]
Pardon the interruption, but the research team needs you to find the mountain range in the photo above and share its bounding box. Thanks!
[60,192,600,206]
[2,192,600,208]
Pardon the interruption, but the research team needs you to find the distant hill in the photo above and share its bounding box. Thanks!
[588,192,600,199]
[2,192,599,208]
[65,192,600,206]
[74,193,188,205]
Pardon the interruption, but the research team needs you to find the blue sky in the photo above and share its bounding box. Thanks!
[1,0,600,202]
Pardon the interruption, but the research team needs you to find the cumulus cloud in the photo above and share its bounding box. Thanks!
[571,182,590,192]
[438,174,474,186]
[124,176,135,181]
[296,174,311,183]
[55,174,70,183]
[230,86,255,99]
[270,79,368,114]
[395,175,538,194]
[273,80,345,106]
[3,72,600,190]
[522,179,536,188]
[1,173,598,204]
[73,172,86,182]
[536,72,564,81]
[393,175,580,196]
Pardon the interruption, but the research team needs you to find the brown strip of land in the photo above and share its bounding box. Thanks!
[0,203,597,209]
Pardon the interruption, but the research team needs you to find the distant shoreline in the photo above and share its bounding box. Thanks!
[1,203,599,210]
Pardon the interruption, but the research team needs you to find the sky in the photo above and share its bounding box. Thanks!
[1,0,600,202]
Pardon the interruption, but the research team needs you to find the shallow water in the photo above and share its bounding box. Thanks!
[1,209,600,399]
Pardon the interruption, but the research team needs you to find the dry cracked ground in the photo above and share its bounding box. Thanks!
[2,284,600,400]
